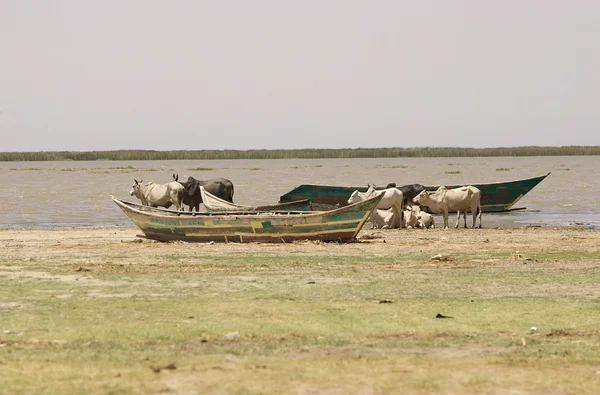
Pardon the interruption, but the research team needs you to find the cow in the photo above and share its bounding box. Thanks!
[348,187,404,228]
[385,183,426,207]
[173,174,235,212]
[417,210,435,229]
[129,179,184,211]
[413,185,482,229]
[370,206,400,229]
[403,206,419,229]
[404,206,435,229]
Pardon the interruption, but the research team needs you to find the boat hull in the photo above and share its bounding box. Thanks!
[112,194,382,243]
[279,173,550,212]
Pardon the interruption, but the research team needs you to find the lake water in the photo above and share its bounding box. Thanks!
[1,156,598,228]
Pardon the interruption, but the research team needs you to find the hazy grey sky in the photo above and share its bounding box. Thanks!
[1,1,598,152]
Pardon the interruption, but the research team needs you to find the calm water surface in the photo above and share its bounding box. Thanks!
[1,156,598,228]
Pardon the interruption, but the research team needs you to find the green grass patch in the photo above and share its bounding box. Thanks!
[2,243,600,393]
[496,168,511,171]
[445,170,461,174]
[187,167,214,171]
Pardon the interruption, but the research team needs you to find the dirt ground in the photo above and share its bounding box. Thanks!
[1,225,598,266]
[2,225,600,395]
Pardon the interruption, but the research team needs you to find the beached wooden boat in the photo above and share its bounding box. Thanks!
[200,186,313,212]
[111,193,382,243]
[279,173,551,213]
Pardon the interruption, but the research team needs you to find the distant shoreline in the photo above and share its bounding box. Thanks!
[1,146,599,161]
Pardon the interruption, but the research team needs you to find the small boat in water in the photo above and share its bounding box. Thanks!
[111,193,382,243]
[279,173,551,212]
[200,186,313,212]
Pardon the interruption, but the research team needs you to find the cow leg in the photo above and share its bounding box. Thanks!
[443,211,449,229]
[455,210,461,229]
[463,210,468,228]
[395,205,403,228]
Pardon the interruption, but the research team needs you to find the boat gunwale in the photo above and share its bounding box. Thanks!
[200,186,313,212]
[282,172,551,192]
[111,194,381,220]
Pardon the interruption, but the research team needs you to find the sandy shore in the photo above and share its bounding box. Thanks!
[2,226,598,266]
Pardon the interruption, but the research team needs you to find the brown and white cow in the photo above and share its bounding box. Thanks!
[413,186,481,229]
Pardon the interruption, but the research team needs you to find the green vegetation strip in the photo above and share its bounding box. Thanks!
[1,146,600,161]
[1,252,600,393]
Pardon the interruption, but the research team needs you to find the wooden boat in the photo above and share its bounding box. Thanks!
[200,186,313,212]
[111,193,382,243]
[279,172,551,213]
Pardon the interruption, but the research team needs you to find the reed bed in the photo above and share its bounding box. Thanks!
[1,146,599,161]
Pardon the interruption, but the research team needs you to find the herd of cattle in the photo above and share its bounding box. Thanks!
[347,183,482,230]
[128,175,483,230]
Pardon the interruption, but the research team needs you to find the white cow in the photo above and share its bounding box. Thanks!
[404,205,435,229]
[370,206,400,229]
[129,179,184,211]
[348,187,404,228]
[413,185,482,229]
[417,211,435,229]
[403,206,419,229]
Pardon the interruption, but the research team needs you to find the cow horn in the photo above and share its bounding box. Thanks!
[173,173,178,181]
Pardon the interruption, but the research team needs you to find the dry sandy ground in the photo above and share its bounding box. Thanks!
[1,226,598,266]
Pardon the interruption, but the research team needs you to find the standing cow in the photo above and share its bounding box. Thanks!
[413,185,482,229]
[348,187,404,228]
[129,179,184,211]
[386,183,427,207]
[173,174,235,212]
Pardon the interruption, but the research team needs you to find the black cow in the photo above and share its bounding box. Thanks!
[385,183,426,207]
[173,174,235,212]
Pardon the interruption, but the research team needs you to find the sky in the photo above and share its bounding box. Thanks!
[1,0,599,152]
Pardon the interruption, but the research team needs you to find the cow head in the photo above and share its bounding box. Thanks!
[129,179,143,197]
[412,189,429,204]
[187,180,200,197]
[347,190,361,205]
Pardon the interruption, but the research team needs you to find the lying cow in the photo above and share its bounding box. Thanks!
[370,206,400,229]
[403,206,419,229]
[129,179,184,210]
[348,187,404,228]
[402,205,434,229]
[413,185,482,229]
[417,210,435,229]
[173,173,235,212]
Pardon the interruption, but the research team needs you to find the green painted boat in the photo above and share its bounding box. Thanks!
[111,193,382,243]
[279,172,551,213]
